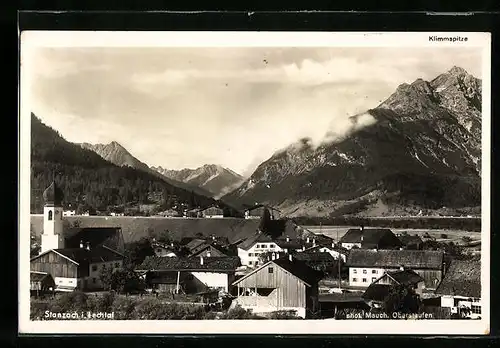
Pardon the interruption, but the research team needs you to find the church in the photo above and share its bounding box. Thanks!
[30,181,125,292]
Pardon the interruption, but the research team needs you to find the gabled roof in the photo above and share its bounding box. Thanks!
[200,205,223,212]
[237,233,274,250]
[185,238,208,251]
[340,228,397,246]
[30,271,53,283]
[384,269,424,286]
[245,204,281,212]
[233,256,323,287]
[54,246,124,264]
[274,239,304,250]
[136,256,241,272]
[305,244,349,255]
[435,259,481,298]
[346,249,444,270]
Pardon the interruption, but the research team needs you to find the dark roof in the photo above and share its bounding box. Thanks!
[53,246,124,264]
[43,181,64,206]
[399,235,423,245]
[362,284,392,302]
[65,227,122,250]
[346,249,444,269]
[435,260,481,298]
[136,256,241,272]
[305,244,350,255]
[272,256,324,286]
[385,269,424,286]
[319,292,365,303]
[238,233,274,250]
[294,252,335,263]
[30,271,53,283]
[246,204,281,212]
[340,228,396,245]
[185,238,207,251]
[274,239,304,250]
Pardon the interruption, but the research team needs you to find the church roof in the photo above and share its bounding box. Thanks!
[43,181,64,206]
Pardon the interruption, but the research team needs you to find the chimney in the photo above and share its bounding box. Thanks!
[306,237,310,243]
[212,236,216,240]
[302,245,306,251]
[206,251,211,257]
[399,265,404,271]
[360,235,364,242]
[286,236,290,242]
[79,240,84,248]
[276,253,280,259]
[271,253,276,260]
[360,225,364,232]
[200,256,204,265]
[289,254,293,262]
[85,242,90,251]
[331,242,335,249]
[171,242,174,247]
[313,238,316,247]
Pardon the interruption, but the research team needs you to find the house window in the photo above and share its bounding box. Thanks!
[92,265,97,272]
[270,245,275,248]
[255,245,259,249]
[372,277,377,282]
[363,269,367,274]
[268,267,274,274]
[352,278,358,282]
[353,269,357,274]
[362,278,367,283]
[471,305,481,314]
[48,210,53,221]
[249,261,253,265]
[372,270,377,274]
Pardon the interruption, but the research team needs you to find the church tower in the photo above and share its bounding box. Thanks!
[41,181,65,253]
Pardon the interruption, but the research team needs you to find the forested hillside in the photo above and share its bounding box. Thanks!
[30,113,230,215]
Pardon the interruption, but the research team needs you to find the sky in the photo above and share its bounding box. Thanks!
[28,46,482,176]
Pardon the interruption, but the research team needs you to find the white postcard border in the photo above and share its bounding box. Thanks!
[19,31,491,335]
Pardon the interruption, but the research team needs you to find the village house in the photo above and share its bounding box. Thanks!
[185,238,229,258]
[293,252,336,275]
[237,233,281,268]
[63,210,76,217]
[345,249,444,290]
[244,204,281,220]
[304,243,349,262]
[362,268,425,309]
[200,205,224,218]
[184,208,202,218]
[152,242,178,258]
[30,243,124,291]
[435,259,481,319]
[136,255,241,294]
[339,227,402,250]
[231,253,323,318]
[31,181,125,291]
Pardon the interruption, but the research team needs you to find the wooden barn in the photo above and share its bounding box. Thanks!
[136,255,241,294]
[340,227,402,250]
[30,245,124,291]
[232,254,323,318]
[345,249,444,290]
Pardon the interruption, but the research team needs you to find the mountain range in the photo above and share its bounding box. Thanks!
[79,142,243,198]
[222,66,482,217]
[151,164,243,198]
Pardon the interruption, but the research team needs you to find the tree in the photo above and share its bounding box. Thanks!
[124,238,155,267]
[100,268,145,294]
[383,284,421,316]
[258,207,272,234]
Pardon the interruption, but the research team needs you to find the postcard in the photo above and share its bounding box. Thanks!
[19,31,491,335]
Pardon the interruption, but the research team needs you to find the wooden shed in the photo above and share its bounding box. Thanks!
[232,254,323,318]
[30,271,55,296]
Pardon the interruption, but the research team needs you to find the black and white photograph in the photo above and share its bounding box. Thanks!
[19,31,491,334]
